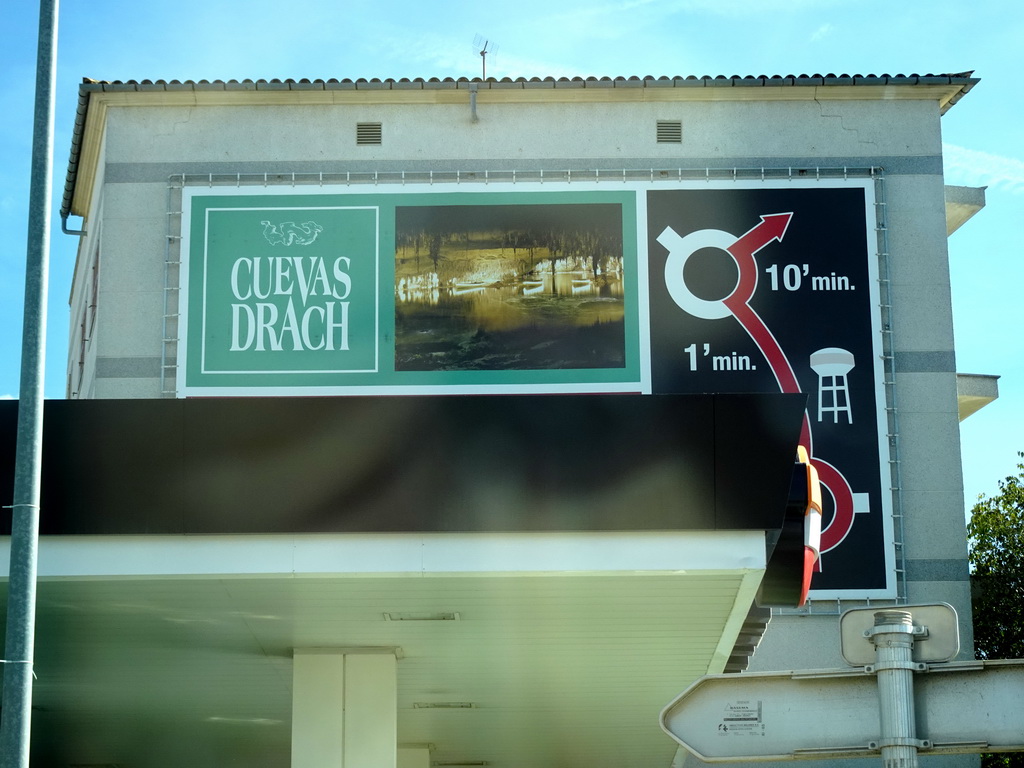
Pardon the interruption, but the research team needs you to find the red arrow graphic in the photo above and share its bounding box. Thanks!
[733,212,793,253]
[725,213,792,306]
[723,212,799,397]
[718,211,857,559]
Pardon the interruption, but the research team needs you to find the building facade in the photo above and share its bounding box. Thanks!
[1,72,997,767]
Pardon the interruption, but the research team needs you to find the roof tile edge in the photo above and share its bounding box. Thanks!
[61,72,979,219]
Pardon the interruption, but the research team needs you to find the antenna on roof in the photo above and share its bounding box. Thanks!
[472,34,498,80]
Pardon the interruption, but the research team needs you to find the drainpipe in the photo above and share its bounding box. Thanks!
[469,82,479,123]
[61,214,86,236]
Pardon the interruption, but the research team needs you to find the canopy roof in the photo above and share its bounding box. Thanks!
[1,393,808,768]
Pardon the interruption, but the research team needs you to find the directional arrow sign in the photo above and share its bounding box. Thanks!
[661,660,1024,762]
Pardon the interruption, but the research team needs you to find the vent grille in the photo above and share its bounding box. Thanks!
[356,122,382,145]
[385,611,461,621]
[656,120,682,143]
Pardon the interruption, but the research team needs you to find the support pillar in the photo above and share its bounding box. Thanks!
[292,649,398,768]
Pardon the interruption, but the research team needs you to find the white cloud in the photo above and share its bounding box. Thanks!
[366,26,579,81]
[943,144,1024,195]
[810,23,834,42]
[0,394,14,400]
[643,0,844,16]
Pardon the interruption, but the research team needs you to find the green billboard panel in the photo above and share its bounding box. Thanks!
[195,205,379,375]
[180,187,643,394]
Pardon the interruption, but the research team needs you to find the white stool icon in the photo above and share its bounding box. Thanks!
[810,347,855,424]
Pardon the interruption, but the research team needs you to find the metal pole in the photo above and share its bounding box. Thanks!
[1,0,58,765]
[868,610,925,768]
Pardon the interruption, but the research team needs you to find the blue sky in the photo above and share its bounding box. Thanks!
[1,0,1021,512]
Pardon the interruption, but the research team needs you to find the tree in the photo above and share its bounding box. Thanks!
[968,452,1024,660]
[967,453,1024,768]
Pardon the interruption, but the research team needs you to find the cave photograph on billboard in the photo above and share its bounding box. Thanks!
[394,203,625,371]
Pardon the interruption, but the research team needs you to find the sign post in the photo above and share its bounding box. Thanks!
[869,610,925,768]
[661,604,1024,763]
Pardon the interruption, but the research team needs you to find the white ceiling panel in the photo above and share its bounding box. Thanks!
[2,558,767,768]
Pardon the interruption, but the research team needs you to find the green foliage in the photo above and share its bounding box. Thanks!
[969,454,1024,768]
[968,453,1024,661]
[981,753,1024,768]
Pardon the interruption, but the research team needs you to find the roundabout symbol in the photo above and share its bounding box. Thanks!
[657,213,861,557]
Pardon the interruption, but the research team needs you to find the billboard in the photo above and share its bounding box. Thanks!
[181,189,643,395]
[179,180,892,597]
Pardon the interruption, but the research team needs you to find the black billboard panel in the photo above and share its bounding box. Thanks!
[647,184,893,596]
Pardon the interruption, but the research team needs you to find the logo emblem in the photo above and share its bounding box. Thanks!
[260,220,323,246]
